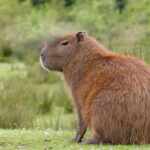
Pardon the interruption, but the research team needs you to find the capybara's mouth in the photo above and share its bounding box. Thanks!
[40,56,58,72]
[39,56,50,72]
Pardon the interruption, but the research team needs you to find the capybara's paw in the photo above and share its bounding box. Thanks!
[71,135,82,143]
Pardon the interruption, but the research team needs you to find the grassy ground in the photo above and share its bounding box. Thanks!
[0,129,150,150]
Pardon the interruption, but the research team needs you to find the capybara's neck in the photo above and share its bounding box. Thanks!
[63,41,112,90]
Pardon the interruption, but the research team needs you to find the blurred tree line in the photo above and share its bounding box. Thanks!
[19,0,127,11]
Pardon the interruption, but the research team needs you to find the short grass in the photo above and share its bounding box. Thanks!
[0,129,149,150]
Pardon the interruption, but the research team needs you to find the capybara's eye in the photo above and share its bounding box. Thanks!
[61,40,69,46]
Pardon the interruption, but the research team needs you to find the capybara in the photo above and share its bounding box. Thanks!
[40,32,150,144]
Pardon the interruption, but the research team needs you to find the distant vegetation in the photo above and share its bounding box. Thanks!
[0,0,150,129]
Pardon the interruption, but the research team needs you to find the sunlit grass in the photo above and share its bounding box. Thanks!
[0,129,150,150]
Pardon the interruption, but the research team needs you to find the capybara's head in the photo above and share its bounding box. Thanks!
[40,32,90,72]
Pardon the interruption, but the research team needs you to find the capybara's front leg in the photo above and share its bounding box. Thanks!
[74,112,87,143]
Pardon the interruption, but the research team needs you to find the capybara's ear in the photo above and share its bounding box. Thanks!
[76,32,87,42]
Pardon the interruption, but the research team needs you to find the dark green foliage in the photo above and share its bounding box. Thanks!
[31,0,49,6]
[38,98,52,114]
[64,0,75,7]
[1,46,13,57]
[115,0,127,13]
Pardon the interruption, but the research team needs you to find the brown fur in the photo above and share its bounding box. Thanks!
[40,32,150,144]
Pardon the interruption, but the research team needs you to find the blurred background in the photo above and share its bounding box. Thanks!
[0,0,150,130]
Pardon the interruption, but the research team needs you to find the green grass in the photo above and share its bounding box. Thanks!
[0,129,150,150]
[0,63,27,79]
[0,62,73,129]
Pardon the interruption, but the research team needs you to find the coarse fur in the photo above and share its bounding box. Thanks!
[40,32,150,144]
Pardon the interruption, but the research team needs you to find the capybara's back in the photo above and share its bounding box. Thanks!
[89,55,150,144]
[40,32,150,144]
